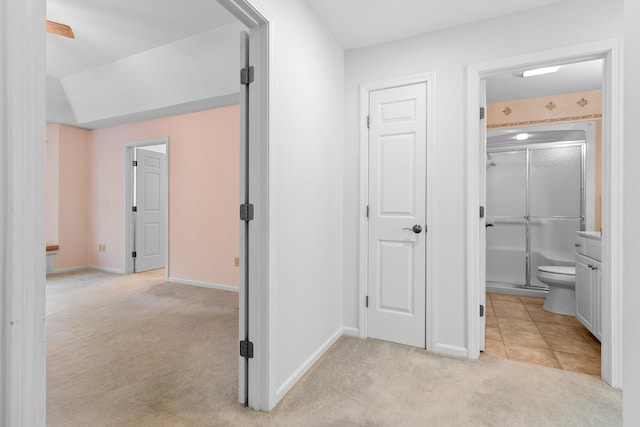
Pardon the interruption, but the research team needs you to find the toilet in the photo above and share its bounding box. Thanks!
[537,265,576,316]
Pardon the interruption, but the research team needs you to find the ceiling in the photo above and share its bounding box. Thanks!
[46,0,578,129]
[486,59,603,103]
[305,0,567,51]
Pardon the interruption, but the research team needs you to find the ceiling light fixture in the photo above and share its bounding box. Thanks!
[516,133,529,141]
[521,66,560,77]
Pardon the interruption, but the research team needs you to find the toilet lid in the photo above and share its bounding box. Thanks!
[538,265,575,275]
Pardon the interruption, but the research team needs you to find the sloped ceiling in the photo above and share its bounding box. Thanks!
[46,0,244,129]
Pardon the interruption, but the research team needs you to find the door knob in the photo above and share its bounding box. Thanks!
[403,224,423,234]
[486,223,494,228]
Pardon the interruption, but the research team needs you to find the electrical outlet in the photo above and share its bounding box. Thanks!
[234,257,240,267]
[98,244,106,252]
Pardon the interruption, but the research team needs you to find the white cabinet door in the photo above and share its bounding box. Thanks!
[575,254,594,332]
[593,259,602,340]
[576,253,601,340]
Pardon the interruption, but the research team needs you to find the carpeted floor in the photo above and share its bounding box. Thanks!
[46,269,622,426]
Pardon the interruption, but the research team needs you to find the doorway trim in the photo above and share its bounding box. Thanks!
[123,138,169,277]
[217,0,273,411]
[465,38,624,388]
[0,0,274,422]
[358,72,437,352]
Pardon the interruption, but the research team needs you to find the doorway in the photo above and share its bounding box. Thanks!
[124,139,168,275]
[358,73,436,351]
[466,40,624,388]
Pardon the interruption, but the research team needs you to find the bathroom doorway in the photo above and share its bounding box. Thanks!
[478,57,608,377]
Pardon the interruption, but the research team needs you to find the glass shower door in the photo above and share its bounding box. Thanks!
[486,151,527,286]
[529,145,584,288]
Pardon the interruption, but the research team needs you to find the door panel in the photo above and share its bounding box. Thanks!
[530,146,582,217]
[134,148,166,272]
[486,151,527,217]
[367,82,426,348]
[486,220,527,285]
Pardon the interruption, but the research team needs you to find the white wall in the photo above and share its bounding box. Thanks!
[261,0,345,408]
[623,0,640,424]
[343,0,623,353]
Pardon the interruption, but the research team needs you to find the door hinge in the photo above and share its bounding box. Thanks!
[365,296,369,308]
[366,205,369,218]
[367,115,370,129]
[239,340,254,358]
[132,206,137,212]
[241,66,254,85]
[480,206,485,219]
[480,107,485,120]
[132,160,137,167]
[240,203,254,222]
[480,305,485,317]
[132,251,137,258]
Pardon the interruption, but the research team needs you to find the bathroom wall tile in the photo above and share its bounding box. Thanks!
[504,344,562,369]
[544,335,601,358]
[484,339,507,358]
[554,351,601,376]
[501,328,549,349]
[536,322,585,340]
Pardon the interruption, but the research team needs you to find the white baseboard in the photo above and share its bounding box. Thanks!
[275,327,343,398]
[434,343,469,359]
[167,276,239,293]
[51,265,124,275]
[342,326,359,337]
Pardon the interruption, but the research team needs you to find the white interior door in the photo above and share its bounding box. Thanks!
[134,148,166,272]
[367,82,427,348]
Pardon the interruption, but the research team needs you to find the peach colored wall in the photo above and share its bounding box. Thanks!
[56,125,92,269]
[45,124,60,246]
[89,106,240,286]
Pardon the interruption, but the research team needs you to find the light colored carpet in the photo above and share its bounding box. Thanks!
[46,269,622,426]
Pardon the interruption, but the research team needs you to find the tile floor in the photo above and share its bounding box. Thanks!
[483,292,601,376]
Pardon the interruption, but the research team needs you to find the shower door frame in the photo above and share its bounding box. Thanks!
[486,140,586,291]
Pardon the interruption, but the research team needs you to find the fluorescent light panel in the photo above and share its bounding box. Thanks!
[522,66,560,77]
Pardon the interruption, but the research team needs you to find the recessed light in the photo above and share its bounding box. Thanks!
[522,66,560,77]
[516,133,529,141]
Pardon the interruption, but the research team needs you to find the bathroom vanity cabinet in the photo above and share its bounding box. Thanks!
[575,232,601,341]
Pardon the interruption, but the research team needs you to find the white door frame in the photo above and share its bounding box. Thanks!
[359,73,437,352]
[465,38,624,388]
[0,0,274,422]
[123,138,169,277]
[217,0,273,411]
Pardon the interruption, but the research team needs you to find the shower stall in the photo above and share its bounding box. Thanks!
[486,129,586,296]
